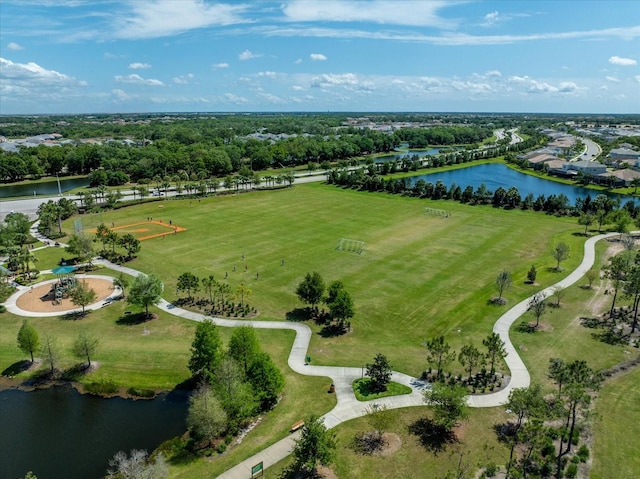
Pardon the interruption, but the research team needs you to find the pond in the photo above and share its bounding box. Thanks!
[0,177,89,198]
[409,163,635,206]
[0,385,188,479]
[376,148,443,163]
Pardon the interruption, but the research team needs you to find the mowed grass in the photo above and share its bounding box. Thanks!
[511,240,631,389]
[61,183,585,377]
[264,407,509,479]
[591,367,640,479]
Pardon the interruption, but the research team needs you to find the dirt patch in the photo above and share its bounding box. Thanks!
[15,277,114,313]
[316,465,339,479]
[379,432,402,457]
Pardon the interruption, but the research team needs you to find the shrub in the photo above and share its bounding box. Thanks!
[577,444,590,462]
[484,462,498,477]
[566,463,578,479]
[0,305,6,314]
[126,387,155,398]
[85,378,118,395]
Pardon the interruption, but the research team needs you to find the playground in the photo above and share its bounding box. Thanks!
[13,277,115,314]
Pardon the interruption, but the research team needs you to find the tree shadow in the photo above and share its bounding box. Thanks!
[591,329,628,345]
[580,316,603,329]
[515,321,538,333]
[408,417,457,454]
[487,297,507,306]
[60,310,89,321]
[116,312,152,325]
[319,323,346,338]
[61,363,90,381]
[2,360,32,376]
[285,307,310,322]
[493,422,516,444]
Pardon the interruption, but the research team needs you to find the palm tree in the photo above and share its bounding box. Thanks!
[236,282,252,308]
[631,178,640,195]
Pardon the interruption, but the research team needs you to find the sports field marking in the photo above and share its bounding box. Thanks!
[87,221,187,241]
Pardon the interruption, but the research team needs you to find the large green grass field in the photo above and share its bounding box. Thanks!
[1,181,632,478]
[63,183,586,377]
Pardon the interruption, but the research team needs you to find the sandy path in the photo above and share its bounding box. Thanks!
[15,278,114,313]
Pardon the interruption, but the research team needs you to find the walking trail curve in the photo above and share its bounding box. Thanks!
[18,222,617,478]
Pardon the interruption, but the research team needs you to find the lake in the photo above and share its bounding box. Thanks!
[0,385,188,479]
[0,177,89,198]
[376,148,443,163]
[409,163,634,205]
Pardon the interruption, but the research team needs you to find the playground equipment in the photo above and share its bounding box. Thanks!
[48,265,78,305]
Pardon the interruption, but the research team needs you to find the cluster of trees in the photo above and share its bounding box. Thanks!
[295,272,355,332]
[424,333,507,392]
[94,223,141,263]
[175,272,254,317]
[0,123,396,183]
[36,198,77,238]
[394,125,493,147]
[329,162,640,221]
[600,244,640,339]
[502,359,602,478]
[17,319,99,373]
[186,322,284,447]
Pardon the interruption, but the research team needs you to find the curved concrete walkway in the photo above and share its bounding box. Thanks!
[20,223,615,478]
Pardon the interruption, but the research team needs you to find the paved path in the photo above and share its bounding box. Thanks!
[17,225,616,478]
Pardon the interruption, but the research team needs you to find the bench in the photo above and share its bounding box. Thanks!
[290,420,305,433]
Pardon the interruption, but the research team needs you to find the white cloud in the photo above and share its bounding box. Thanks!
[258,71,277,78]
[111,0,249,40]
[605,76,620,83]
[310,53,327,61]
[294,58,302,64]
[115,73,164,86]
[213,62,229,69]
[239,50,261,61]
[557,81,579,93]
[173,73,194,84]
[282,1,456,28]
[7,42,24,51]
[0,57,87,91]
[129,62,151,70]
[609,55,637,66]
[636,75,640,83]
[111,89,131,101]
[452,80,493,94]
[292,85,304,91]
[482,11,500,27]
[311,73,359,88]
[224,92,248,104]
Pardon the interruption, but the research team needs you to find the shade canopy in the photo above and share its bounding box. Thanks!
[52,265,76,275]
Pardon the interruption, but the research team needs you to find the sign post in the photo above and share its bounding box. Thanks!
[251,461,264,478]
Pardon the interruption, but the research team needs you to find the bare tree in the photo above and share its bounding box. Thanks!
[494,270,512,303]
[528,293,547,328]
[107,449,167,479]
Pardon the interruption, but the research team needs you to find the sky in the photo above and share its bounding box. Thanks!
[1,0,639,115]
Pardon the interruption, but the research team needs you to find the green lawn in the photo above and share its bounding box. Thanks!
[265,407,509,479]
[353,378,412,401]
[3,181,626,478]
[60,183,584,379]
[591,367,640,479]
[511,240,630,389]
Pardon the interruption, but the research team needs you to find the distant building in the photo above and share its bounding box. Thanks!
[597,168,640,187]
[609,147,640,167]
[562,160,606,175]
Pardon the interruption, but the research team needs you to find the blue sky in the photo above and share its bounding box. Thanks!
[1,0,639,114]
